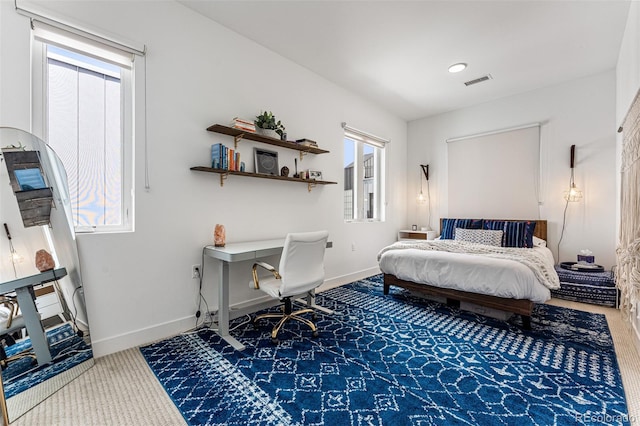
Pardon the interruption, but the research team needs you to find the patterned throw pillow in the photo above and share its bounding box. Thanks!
[441,218,483,239]
[483,220,537,248]
[454,228,504,246]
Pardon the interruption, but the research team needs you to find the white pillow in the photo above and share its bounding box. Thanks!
[532,236,547,247]
[454,228,504,247]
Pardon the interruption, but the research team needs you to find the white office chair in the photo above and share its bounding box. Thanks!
[250,230,329,344]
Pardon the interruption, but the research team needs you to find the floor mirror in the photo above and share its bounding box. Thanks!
[0,127,93,423]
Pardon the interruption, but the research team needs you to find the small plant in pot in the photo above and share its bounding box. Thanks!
[255,111,286,140]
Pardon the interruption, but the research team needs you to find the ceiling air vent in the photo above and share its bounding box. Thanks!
[464,74,492,86]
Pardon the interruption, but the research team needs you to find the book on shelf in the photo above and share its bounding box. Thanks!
[295,138,318,147]
[211,143,241,171]
[211,143,221,169]
[211,143,227,170]
[230,117,256,133]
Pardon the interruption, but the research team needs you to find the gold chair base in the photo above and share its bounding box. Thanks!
[254,305,318,343]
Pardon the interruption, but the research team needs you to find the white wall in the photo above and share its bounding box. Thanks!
[0,0,407,356]
[616,1,640,350]
[408,71,617,269]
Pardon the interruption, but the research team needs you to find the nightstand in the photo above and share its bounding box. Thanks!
[552,265,618,308]
[398,230,437,241]
[398,230,427,241]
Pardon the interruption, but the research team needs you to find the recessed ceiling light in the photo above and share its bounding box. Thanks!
[448,63,467,73]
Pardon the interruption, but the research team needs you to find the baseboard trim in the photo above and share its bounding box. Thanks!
[91,267,382,357]
[319,267,381,292]
[91,315,196,358]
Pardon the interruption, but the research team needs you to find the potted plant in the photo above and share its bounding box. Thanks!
[255,111,286,140]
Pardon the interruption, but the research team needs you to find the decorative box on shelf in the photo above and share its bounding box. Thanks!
[552,264,618,308]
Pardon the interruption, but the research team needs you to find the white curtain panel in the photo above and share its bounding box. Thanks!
[617,91,640,322]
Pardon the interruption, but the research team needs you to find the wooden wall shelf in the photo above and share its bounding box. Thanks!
[195,123,334,191]
[191,166,337,192]
[207,124,329,156]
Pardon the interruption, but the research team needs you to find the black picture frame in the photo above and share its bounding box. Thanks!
[254,148,279,175]
[308,170,323,180]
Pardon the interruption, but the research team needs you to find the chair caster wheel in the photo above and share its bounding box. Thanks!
[312,330,319,338]
[271,337,279,345]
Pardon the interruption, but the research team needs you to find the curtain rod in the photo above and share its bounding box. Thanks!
[446,122,541,143]
[14,0,146,56]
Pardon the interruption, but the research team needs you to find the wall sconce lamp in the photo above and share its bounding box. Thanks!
[418,164,429,204]
[563,145,582,202]
[417,164,429,204]
[417,164,433,231]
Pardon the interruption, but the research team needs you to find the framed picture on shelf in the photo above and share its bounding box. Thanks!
[308,170,322,180]
[254,148,279,175]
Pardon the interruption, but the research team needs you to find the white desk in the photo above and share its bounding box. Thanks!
[204,239,285,350]
[204,238,331,350]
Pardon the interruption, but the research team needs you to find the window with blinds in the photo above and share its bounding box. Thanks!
[32,21,136,232]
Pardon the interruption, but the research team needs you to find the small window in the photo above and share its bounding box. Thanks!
[343,125,386,221]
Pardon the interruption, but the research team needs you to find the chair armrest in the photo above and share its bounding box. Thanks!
[0,297,18,329]
[251,261,281,289]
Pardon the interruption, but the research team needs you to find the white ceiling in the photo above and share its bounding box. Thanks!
[178,1,631,122]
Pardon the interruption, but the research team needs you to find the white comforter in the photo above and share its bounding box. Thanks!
[377,240,559,303]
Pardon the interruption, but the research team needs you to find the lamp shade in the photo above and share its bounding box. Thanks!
[564,183,583,202]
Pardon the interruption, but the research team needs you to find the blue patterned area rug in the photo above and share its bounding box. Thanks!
[2,323,93,398]
[141,275,630,425]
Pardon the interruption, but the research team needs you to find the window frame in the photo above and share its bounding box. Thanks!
[31,31,136,234]
[343,130,386,223]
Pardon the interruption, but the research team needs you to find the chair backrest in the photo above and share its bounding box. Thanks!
[278,230,329,298]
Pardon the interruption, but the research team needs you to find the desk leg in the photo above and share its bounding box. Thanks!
[216,260,245,351]
[15,287,52,365]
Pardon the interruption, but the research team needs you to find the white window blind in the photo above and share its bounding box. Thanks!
[32,21,135,68]
[342,123,390,148]
[47,52,124,228]
[447,124,541,219]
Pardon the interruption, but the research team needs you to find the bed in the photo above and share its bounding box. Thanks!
[377,218,559,328]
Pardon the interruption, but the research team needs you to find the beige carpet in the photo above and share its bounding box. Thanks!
[10,299,640,425]
[11,347,186,426]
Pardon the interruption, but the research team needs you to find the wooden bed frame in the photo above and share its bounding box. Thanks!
[383,219,548,329]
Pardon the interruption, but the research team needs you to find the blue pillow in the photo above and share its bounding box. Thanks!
[441,218,483,239]
[483,220,537,248]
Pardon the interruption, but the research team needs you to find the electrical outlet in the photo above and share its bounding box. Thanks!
[192,265,201,279]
